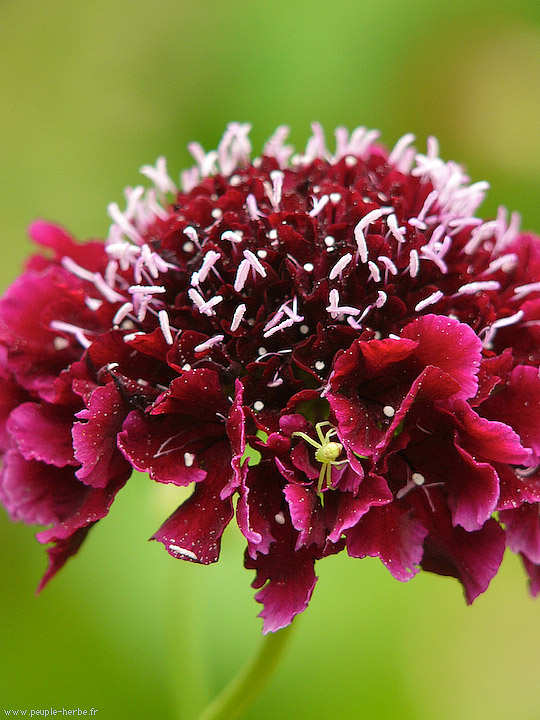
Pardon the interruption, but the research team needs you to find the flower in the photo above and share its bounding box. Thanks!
[2,122,540,632]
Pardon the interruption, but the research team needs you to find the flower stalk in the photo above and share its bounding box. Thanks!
[194,624,294,720]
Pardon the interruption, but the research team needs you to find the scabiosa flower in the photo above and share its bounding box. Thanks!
[2,122,540,632]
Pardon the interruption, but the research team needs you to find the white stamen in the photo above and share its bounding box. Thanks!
[113,302,134,326]
[50,320,92,349]
[483,254,518,275]
[107,202,143,244]
[198,295,223,316]
[377,255,398,275]
[387,213,406,243]
[139,156,177,195]
[482,310,525,347]
[230,303,247,332]
[514,282,540,299]
[267,170,284,210]
[93,274,126,303]
[409,249,419,278]
[243,249,267,277]
[85,297,103,312]
[354,224,368,263]
[105,259,118,287]
[356,208,389,233]
[326,289,361,319]
[194,335,224,353]
[309,194,329,217]
[198,250,221,283]
[415,291,444,312]
[329,252,353,280]
[158,310,174,345]
[183,226,201,249]
[389,133,415,166]
[128,285,166,295]
[221,230,243,244]
[412,472,425,486]
[457,281,500,295]
[123,331,145,343]
[419,247,448,274]
[368,261,381,283]
[383,405,395,418]
[234,259,251,292]
[253,400,265,411]
[246,193,264,220]
[61,256,96,283]
[375,291,387,308]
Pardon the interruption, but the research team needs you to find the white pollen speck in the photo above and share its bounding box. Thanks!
[211,208,223,219]
[345,156,357,166]
[330,192,341,204]
[182,363,192,371]
[229,174,241,186]
[268,229,278,240]
[303,262,314,272]
[324,236,335,247]
[254,400,264,411]
[314,360,325,371]
[412,472,425,486]
[183,241,195,253]
[383,405,395,418]
[275,511,286,525]
[300,324,309,334]
[184,452,195,467]
[53,336,70,351]
[258,347,267,356]
[257,249,268,259]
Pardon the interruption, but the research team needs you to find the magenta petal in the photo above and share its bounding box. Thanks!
[413,491,505,603]
[346,502,428,581]
[37,527,91,592]
[7,402,77,466]
[284,483,325,549]
[236,463,281,556]
[327,474,393,543]
[481,365,540,462]
[246,534,318,633]
[401,314,482,400]
[117,410,207,486]
[152,444,234,564]
[521,555,540,597]
[0,449,86,526]
[222,379,248,498]
[446,445,500,532]
[500,505,540,564]
[73,382,130,488]
[455,400,530,465]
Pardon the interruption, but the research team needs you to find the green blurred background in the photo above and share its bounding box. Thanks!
[2,1,540,718]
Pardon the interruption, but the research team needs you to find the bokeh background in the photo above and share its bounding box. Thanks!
[2,1,540,718]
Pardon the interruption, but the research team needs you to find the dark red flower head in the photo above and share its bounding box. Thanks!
[2,123,540,632]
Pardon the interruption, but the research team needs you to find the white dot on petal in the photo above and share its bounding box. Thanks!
[254,400,264,411]
[257,249,268,259]
[211,208,223,219]
[274,511,286,525]
[324,236,335,247]
[383,405,395,418]
[183,241,195,253]
[299,324,309,334]
[303,262,314,272]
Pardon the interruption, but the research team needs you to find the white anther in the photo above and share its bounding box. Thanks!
[93,274,126,303]
[309,194,329,217]
[513,282,540,299]
[230,303,247,332]
[326,289,361,319]
[389,133,416,166]
[368,261,381,283]
[415,291,444,313]
[375,291,387,308]
[329,253,353,280]
[113,302,134,326]
[61,256,97,283]
[246,193,264,220]
[197,250,221,283]
[221,230,243,244]
[457,281,500,295]
[483,254,518,275]
[387,213,406,243]
[409,249,419,278]
[377,255,398,275]
[158,310,174,345]
[243,249,267,277]
[139,156,177,195]
[128,285,166,295]
[194,335,224,353]
[198,295,223,316]
[50,321,92,349]
[354,223,368,263]
[234,259,251,292]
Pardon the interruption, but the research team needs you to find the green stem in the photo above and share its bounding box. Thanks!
[193,623,295,720]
